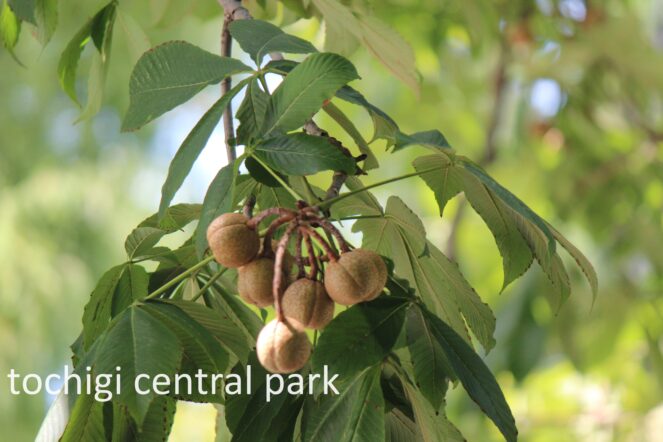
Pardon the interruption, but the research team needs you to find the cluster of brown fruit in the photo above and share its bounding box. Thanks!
[206,203,387,373]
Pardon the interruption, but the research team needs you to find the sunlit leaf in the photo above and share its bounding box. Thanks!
[229,19,316,63]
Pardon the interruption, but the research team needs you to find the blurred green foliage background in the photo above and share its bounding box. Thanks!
[2,0,663,440]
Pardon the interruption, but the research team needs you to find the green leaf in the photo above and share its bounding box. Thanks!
[56,1,116,108]
[312,0,418,92]
[7,0,33,23]
[427,243,496,351]
[82,264,127,348]
[252,133,356,176]
[112,264,149,314]
[125,227,166,259]
[158,78,250,218]
[401,380,465,442]
[57,17,92,104]
[0,1,21,59]
[34,0,57,45]
[422,306,517,442]
[460,167,534,290]
[139,203,202,232]
[236,79,269,145]
[229,19,316,63]
[413,154,463,216]
[94,306,183,425]
[548,224,598,302]
[336,86,398,144]
[395,130,451,152]
[312,297,409,380]
[162,298,252,364]
[461,159,555,254]
[355,196,492,347]
[140,302,229,402]
[330,176,383,219]
[195,162,236,258]
[204,283,263,345]
[122,41,252,131]
[262,52,359,135]
[303,365,384,442]
[405,307,453,411]
[323,101,378,170]
[60,392,106,442]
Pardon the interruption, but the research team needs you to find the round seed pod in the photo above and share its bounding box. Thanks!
[237,257,276,308]
[256,319,311,374]
[324,249,388,305]
[281,279,334,329]
[206,213,260,268]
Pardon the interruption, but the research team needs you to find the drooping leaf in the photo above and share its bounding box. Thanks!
[413,154,464,216]
[312,297,409,380]
[229,19,316,63]
[385,408,421,442]
[0,2,21,60]
[56,1,116,107]
[94,306,183,425]
[405,307,453,411]
[394,130,451,152]
[548,224,598,302]
[204,283,263,344]
[122,41,252,131]
[422,306,517,442]
[323,101,378,170]
[158,78,250,218]
[262,52,359,135]
[336,86,398,144]
[312,0,359,56]
[461,159,556,254]
[195,162,236,258]
[401,380,465,442]
[252,133,356,176]
[302,365,385,442]
[34,0,57,45]
[236,79,269,145]
[461,166,534,290]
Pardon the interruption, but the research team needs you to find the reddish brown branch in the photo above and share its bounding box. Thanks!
[273,221,298,321]
[302,230,319,280]
[302,225,338,262]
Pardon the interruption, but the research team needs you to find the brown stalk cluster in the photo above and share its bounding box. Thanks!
[206,201,387,373]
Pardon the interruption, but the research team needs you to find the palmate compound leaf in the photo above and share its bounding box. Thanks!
[252,133,356,176]
[302,365,385,442]
[312,297,409,381]
[414,153,597,305]
[157,77,251,219]
[122,41,252,131]
[94,306,183,425]
[353,196,496,351]
[262,52,360,136]
[228,19,317,64]
[420,305,518,442]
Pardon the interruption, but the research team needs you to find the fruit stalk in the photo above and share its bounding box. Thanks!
[273,221,298,321]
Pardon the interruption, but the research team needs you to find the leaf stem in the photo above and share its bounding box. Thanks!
[249,154,306,201]
[144,255,215,300]
[191,267,228,302]
[318,166,440,209]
